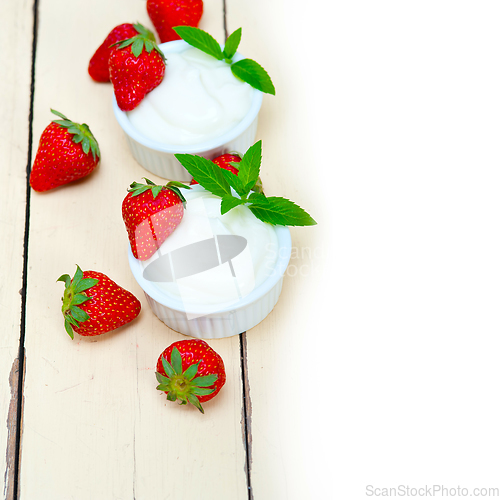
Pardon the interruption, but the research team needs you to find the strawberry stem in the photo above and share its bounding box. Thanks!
[156,348,218,413]
[50,109,100,161]
[127,177,190,203]
[57,265,98,339]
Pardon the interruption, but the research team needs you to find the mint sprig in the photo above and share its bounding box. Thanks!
[175,141,316,227]
[173,26,275,95]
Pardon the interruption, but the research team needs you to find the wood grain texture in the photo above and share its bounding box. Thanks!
[228,1,500,499]
[21,1,248,499]
[0,1,34,498]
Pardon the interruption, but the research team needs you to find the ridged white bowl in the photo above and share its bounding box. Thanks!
[128,225,291,339]
[112,40,263,182]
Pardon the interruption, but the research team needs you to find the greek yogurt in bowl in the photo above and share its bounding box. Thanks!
[128,185,291,338]
[113,40,263,181]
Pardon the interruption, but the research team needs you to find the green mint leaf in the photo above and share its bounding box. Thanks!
[175,154,231,198]
[220,169,246,196]
[173,26,223,61]
[220,195,246,215]
[231,58,275,95]
[237,140,262,194]
[223,28,242,61]
[249,196,317,226]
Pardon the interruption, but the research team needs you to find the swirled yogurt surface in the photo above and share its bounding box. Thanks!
[127,47,254,146]
[141,185,278,314]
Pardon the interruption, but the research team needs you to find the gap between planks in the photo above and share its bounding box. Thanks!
[5,1,39,499]
[6,3,255,500]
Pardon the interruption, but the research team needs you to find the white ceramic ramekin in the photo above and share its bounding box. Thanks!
[112,40,264,182]
[128,225,291,339]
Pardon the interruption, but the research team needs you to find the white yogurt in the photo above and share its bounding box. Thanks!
[127,47,254,146]
[141,185,278,313]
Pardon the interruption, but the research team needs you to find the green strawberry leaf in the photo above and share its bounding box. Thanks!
[64,319,74,340]
[156,383,170,392]
[191,387,215,396]
[167,392,177,402]
[161,357,175,378]
[131,38,145,58]
[223,28,242,61]
[175,154,231,198]
[50,110,100,161]
[173,26,223,61]
[221,195,246,215]
[183,361,200,381]
[156,372,170,384]
[187,394,204,413]
[74,278,98,294]
[71,294,91,305]
[171,347,183,375]
[191,374,218,387]
[231,59,276,95]
[57,274,71,287]
[248,196,317,226]
[70,305,89,323]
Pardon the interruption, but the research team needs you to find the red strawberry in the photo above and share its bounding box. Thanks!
[30,109,100,192]
[88,23,139,82]
[109,23,165,111]
[156,339,226,413]
[122,178,187,261]
[190,153,241,185]
[58,266,141,339]
[146,0,203,43]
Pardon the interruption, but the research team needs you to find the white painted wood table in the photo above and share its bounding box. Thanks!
[3,1,500,500]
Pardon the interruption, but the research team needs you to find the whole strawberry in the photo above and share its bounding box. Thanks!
[156,339,226,413]
[29,109,100,192]
[147,0,203,43]
[88,23,139,82]
[109,23,165,111]
[58,266,141,339]
[122,178,187,261]
[190,153,241,185]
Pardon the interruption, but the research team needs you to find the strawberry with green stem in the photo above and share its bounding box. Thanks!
[122,178,189,261]
[30,109,100,192]
[58,266,141,339]
[156,339,226,413]
[109,23,166,111]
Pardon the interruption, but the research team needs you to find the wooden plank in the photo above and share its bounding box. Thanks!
[21,1,248,499]
[0,1,34,499]
[229,0,500,498]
